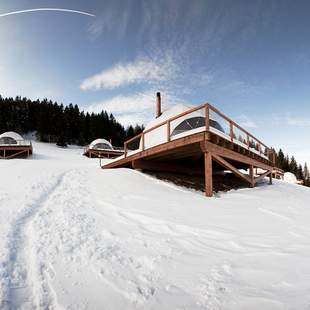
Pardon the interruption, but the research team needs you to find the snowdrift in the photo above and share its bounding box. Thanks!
[0,142,309,309]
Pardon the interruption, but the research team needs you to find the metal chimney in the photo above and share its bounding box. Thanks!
[156,92,161,118]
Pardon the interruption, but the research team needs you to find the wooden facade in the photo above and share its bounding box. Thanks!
[102,103,275,197]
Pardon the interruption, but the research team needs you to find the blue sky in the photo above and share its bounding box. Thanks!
[0,0,309,164]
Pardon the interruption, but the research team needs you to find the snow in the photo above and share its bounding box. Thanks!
[0,142,310,309]
[283,172,298,184]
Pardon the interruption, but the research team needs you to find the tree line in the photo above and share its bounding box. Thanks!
[0,95,144,146]
[1,95,309,188]
[274,148,310,187]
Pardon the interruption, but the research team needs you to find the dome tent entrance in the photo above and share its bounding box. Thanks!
[84,138,124,159]
[0,131,32,159]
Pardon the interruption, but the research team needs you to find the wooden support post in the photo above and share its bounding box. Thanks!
[204,152,213,197]
[269,170,273,185]
[205,105,209,130]
[141,134,145,151]
[230,122,234,142]
[249,165,254,187]
[167,121,171,142]
[124,143,127,158]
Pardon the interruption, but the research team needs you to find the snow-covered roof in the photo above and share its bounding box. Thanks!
[89,138,113,150]
[0,131,24,141]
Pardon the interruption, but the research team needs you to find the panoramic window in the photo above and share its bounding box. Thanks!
[93,143,112,150]
[171,117,224,136]
[0,137,17,145]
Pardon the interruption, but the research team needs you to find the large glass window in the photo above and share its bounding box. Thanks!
[0,137,17,145]
[92,143,112,150]
[171,117,224,136]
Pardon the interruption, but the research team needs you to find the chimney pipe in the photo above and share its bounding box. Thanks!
[156,92,161,118]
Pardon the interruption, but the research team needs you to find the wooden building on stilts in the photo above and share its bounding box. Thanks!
[0,132,32,159]
[102,93,275,197]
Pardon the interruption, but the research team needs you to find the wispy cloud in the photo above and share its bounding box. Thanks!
[236,114,258,128]
[83,90,185,126]
[80,55,178,91]
[286,116,310,126]
[87,8,129,40]
[273,115,310,127]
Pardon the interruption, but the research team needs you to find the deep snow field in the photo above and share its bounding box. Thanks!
[0,142,310,310]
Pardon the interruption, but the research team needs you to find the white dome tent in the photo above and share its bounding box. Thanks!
[0,131,24,145]
[84,138,124,158]
[89,139,113,151]
[0,131,32,159]
[141,104,225,150]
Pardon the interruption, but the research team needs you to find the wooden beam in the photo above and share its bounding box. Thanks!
[204,152,213,197]
[254,170,271,184]
[212,153,252,184]
[3,149,28,159]
[200,141,272,171]
[103,132,205,169]
[269,170,273,185]
[249,165,254,187]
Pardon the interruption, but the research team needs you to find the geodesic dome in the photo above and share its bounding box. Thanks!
[0,131,24,145]
[141,104,224,149]
[89,138,113,150]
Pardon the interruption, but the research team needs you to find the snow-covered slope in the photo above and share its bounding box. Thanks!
[0,142,309,309]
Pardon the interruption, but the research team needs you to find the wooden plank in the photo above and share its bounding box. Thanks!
[103,132,206,169]
[204,152,213,197]
[212,153,252,184]
[3,149,28,159]
[200,141,273,171]
[254,170,271,184]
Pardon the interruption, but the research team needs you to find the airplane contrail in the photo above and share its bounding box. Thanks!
[0,8,95,18]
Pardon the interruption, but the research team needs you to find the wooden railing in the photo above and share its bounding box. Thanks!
[124,103,275,163]
[84,145,124,153]
[0,139,32,147]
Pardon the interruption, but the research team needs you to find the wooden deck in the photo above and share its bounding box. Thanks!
[0,144,32,159]
[102,103,275,196]
[84,147,124,159]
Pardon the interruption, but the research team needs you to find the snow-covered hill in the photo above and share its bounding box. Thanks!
[0,142,309,309]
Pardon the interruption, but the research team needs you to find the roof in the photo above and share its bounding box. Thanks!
[89,138,113,150]
[0,131,24,141]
